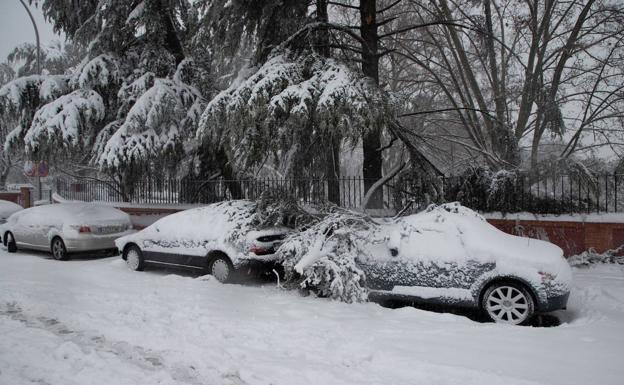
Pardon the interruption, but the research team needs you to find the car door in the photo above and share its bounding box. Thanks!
[29,207,56,250]
[12,210,38,248]
[139,217,207,270]
[353,224,403,291]
[388,218,495,292]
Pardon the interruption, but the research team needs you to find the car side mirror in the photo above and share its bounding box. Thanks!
[390,247,399,257]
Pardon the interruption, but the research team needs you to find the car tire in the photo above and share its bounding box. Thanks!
[5,232,17,253]
[51,237,69,261]
[482,282,535,325]
[124,245,145,271]
[209,254,235,284]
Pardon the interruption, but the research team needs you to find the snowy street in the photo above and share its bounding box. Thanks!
[1,250,623,385]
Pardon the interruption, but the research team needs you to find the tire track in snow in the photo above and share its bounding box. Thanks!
[0,302,248,385]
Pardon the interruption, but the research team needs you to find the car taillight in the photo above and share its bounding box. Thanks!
[78,226,91,233]
[249,244,272,255]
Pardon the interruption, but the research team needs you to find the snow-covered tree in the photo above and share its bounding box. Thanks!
[199,50,393,178]
[1,0,209,190]
[98,75,204,170]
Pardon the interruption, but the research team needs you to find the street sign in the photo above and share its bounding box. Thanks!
[23,161,37,177]
[38,161,49,177]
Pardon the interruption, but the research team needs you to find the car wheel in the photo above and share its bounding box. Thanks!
[51,237,69,261]
[210,254,234,284]
[5,232,17,253]
[124,245,144,271]
[482,282,535,325]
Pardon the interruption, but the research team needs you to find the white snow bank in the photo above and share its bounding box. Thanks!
[0,251,623,385]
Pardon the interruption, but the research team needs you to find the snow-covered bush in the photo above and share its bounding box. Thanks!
[446,167,580,214]
[277,209,383,303]
[568,247,624,267]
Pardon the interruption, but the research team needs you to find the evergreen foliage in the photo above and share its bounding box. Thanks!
[199,50,394,176]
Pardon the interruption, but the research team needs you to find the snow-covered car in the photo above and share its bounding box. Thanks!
[1,203,134,260]
[0,200,23,224]
[283,203,572,325]
[115,200,291,283]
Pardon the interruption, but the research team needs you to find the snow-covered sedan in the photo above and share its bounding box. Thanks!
[285,203,572,325]
[115,200,291,283]
[1,203,134,260]
[0,200,23,224]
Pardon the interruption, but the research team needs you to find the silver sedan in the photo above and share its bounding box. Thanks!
[1,203,135,260]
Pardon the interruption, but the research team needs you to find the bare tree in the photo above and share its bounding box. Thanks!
[383,0,624,170]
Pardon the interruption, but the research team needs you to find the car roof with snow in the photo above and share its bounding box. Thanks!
[8,202,130,225]
[139,200,258,239]
[0,200,23,218]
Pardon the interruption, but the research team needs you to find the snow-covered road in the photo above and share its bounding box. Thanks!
[1,250,623,385]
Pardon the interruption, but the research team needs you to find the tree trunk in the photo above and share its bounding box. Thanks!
[360,0,383,209]
[317,0,341,205]
[326,137,341,204]
[216,148,243,200]
[0,165,10,189]
[157,0,185,65]
[483,0,518,167]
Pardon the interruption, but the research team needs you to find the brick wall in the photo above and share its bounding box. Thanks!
[0,192,22,205]
[487,219,624,257]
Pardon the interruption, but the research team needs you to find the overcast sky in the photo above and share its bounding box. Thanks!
[0,1,63,61]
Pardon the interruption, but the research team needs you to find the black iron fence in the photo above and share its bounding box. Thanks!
[56,173,624,214]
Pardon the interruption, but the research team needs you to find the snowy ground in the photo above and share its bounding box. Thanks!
[1,250,623,385]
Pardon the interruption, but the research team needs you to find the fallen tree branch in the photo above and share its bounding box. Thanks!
[360,161,406,211]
